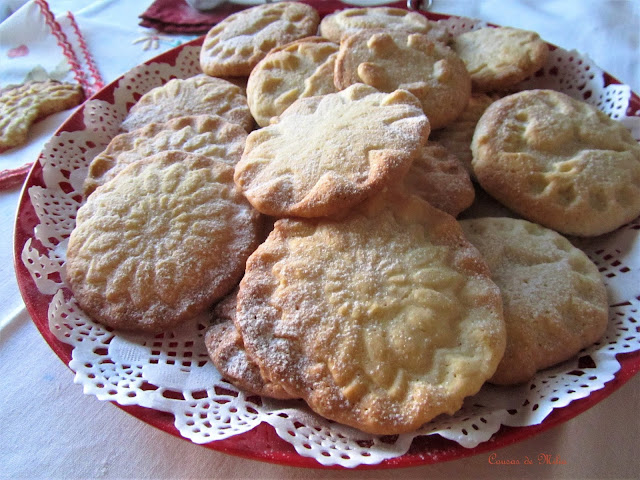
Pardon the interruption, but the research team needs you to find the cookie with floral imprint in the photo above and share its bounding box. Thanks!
[84,114,247,197]
[459,217,608,385]
[66,150,263,333]
[235,191,505,434]
[199,2,320,77]
[120,74,253,133]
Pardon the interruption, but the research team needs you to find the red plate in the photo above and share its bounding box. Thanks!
[13,5,640,470]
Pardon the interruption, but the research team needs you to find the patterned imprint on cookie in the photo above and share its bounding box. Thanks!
[199,2,320,77]
[247,36,339,127]
[66,151,263,333]
[0,80,83,152]
[234,84,430,218]
[84,114,247,197]
[460,217,608,385]
[335,29,470,129]
[120,74,253,133]
[235,192,505,434]
[471,89,640,236]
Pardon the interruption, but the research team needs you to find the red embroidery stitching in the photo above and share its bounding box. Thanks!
[34,0,87,90]
[66,11,104,95]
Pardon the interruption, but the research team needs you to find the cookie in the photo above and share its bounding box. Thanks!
[429,93,497,175]
[66,151,263,333]
[459,217,608,385]
[234,84,430,218]
[396,142,475,217]
[0,80,83,152]
[452,26,549,92]
[319,7,450,44]
[205,290,295,399]
[235,192,505,434]
[200,2,320,77]
[246,36,339,127]
[120,74,253,133]
[84,114,247,197]
[334,29,471,129]
[471,89,640,236]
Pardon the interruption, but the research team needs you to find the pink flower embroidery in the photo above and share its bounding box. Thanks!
[8,45,29,58]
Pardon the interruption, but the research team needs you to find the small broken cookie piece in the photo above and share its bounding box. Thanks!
[205,290,296,400]
[200,2,320,77]
[0,80,83,152]
[235,192,505,435]
[452,26,549,92]
[120,74,253,133]
[66,151,263,333]
[335,29,471,129]
[460,217,608,385]
[234,84,430,218]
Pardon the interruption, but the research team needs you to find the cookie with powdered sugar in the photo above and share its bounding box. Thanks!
[66,151,263,333]
[235,192,505,434]
[234,84,430,218]
[452,26,549,92]
[460,217,608,385]
[395,142,475,217]
[205,290,296,400]
[200,2,320,77]
[246,36,339,127]
[120,74,253,133]
[472,89,640,236]
[320,6,450,44]
[334,29,471,129]
[84,114,247,197]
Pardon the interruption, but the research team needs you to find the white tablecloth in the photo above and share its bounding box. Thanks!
[1,1,639,478]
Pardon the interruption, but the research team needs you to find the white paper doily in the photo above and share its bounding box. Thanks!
[18,15,640,468]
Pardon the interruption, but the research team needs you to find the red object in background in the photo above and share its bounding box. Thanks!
[138,0,408,33]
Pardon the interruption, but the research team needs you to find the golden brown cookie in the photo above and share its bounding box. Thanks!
[200,2,320,77]
[84,114,247,197]
[396,142,475,217]
[246,36,339,127]
[471,89,640,236]
[234,84,430,218]
[235,192,505,434]
[120,74,253,133]
[66,151,263,333]
[429,93,498,175]
[452,26,549,92]
[334,29,471,129]
[319,7,450,44]
[205,290,295,399]
[0,80,83,152]
[459,217,608,385]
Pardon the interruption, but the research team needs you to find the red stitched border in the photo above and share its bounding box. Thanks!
[34,0,90,93]
[66,11,104,95]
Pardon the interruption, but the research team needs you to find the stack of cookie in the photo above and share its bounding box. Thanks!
[65,3,640,435]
